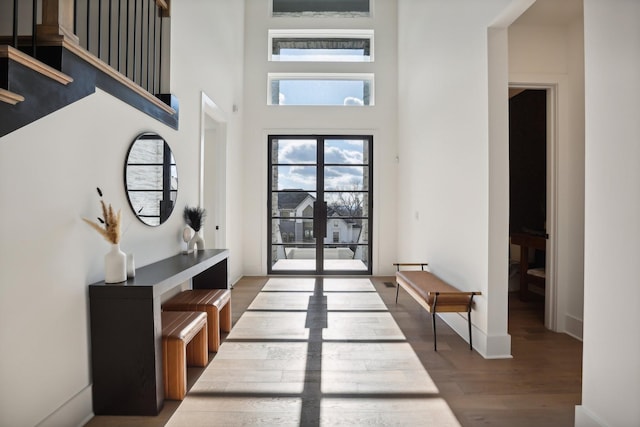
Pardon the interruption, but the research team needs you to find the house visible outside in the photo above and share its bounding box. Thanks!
[274,190,364,261]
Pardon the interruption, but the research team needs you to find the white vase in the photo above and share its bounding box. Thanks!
[188,230,205,252]
[105,243,127,283]
[183,226,194,243]
[182,226,195,253]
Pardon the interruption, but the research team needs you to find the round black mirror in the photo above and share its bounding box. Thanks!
[125,132,178,226]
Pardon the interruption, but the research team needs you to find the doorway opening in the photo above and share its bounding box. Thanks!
[267,135,373,275]
[508,87,557,329]
[200,93,228,250]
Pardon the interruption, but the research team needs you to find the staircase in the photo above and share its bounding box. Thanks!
[0,44,89,136]
[0,0,179,138]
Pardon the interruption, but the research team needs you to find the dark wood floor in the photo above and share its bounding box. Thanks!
[86,276,582,427]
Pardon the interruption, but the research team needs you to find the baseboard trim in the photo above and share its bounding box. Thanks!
[230,274,243,289]
[35,385,93,427]
[575,405,607,427]
[439,312,513,359]
[565,313,583,341]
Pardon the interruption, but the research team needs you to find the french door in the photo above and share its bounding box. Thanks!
[268,135,373,275]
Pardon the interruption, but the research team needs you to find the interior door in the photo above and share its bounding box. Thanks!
[268,135,372,275]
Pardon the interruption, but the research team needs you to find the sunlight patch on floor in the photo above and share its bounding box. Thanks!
[166,277,461,427]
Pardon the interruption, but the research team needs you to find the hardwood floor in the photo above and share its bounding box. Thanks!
[85,276,582,426]
[379,277,582,426]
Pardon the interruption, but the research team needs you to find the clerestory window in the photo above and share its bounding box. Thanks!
[272,0,370,17]
[268,73,374,106]
[270,30,373,62]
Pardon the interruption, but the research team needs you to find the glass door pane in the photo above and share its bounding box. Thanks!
[323,138,370,272]
[269,137,319,272]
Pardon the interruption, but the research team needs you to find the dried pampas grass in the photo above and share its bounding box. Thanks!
[83,188,122,244]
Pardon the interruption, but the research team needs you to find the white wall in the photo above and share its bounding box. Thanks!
[397,0,534,358]
[577,1,640,425]
[241,0,398,276]
[171,0,245,285]
[508,7,585,338]
[0,1,244,425]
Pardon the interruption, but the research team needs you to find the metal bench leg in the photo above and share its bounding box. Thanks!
[468,308,472,351]
[395,283,400,303]
[432,312,437,351]
[432,293,440,351]
[468,293,476,351]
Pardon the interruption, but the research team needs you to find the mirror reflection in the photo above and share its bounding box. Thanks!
[125,133,178,226]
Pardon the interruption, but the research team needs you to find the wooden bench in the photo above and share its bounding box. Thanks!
[163,289,232,352]
[394,263,481,351]
[161,311,208,400]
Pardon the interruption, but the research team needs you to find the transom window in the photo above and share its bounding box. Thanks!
[268,73,373,106]
[269,30,373,62]
[272,0,370,17]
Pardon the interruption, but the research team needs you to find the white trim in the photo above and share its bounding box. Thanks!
[35,385,93,427]
[575,406,608,427]
[565,313,583,341]
[199,92,229,259]
[268,29,375,37]
[269,72,375,80]
[199,92,228,207]
[439,312,513,359]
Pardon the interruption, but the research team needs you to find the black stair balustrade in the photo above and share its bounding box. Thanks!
[72,0,169,95]
[6,0,38,54]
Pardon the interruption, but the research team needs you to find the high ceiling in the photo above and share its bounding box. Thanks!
[514,0,583,26]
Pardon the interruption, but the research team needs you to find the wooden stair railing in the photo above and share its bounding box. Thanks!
[39,0,80,46]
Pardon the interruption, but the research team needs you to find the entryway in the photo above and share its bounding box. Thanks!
[508,87,557,329]
[267,135,373,275]
[200,93,228,250]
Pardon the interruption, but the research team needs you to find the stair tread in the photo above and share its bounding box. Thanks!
[0,87,25,105]
[0,45,73,85]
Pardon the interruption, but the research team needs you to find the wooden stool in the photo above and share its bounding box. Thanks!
[161,311,208,400]
[163,289,232,352]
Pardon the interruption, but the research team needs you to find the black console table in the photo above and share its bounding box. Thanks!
[88,249,229,415]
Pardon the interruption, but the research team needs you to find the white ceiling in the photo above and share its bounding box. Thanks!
[514,0,583,26]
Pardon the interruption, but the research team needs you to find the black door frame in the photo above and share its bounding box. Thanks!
[267,134,373,275]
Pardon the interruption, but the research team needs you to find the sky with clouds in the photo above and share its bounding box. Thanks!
[274,139,368,193]
[278,79,366,106]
